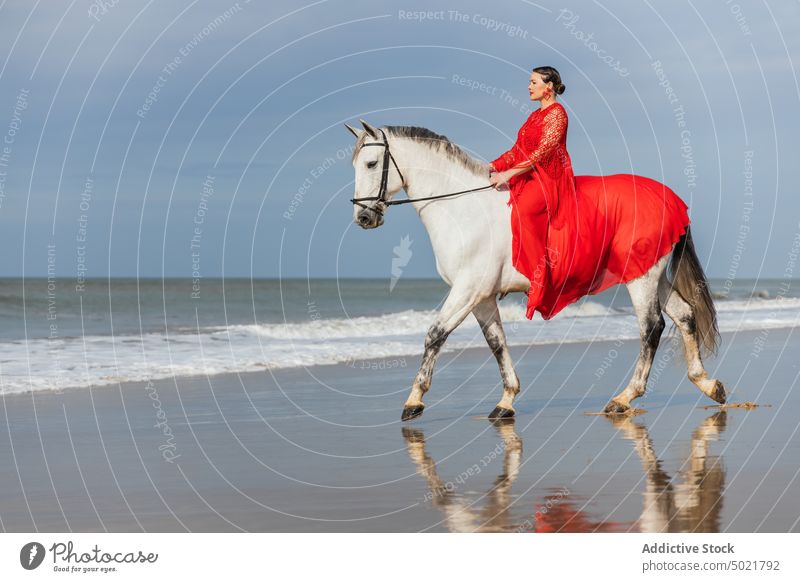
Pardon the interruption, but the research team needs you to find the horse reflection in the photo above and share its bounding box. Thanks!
[607,411,727,532]
[404,412,726,532]
[402,421,523,532]
[403,421,622,532]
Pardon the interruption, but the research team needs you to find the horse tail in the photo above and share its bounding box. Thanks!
[669,225,720,358]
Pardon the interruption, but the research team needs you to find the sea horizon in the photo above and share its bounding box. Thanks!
[0,276,796,395]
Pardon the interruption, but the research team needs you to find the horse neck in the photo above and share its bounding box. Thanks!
[394,138,495,230]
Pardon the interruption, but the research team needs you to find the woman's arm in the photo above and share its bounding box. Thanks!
[489,144,525,188]
[490,106,567,188]
[489,148,521,173]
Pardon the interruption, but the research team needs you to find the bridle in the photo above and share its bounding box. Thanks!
[349,128,494,216]
[349,128,405,216]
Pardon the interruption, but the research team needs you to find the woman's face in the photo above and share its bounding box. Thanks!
[528,72,553,101]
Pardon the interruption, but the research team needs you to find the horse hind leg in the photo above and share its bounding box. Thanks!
[658,272,726,404]
[472,296,521,418]
[604,260,667,414]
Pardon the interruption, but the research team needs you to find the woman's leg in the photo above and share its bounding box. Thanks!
[512,175,552,317]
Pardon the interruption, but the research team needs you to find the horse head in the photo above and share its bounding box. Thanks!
[345,119,406,229]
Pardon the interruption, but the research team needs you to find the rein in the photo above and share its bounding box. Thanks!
[349,128,494,213]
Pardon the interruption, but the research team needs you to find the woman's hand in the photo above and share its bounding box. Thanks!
[489,171,511,190]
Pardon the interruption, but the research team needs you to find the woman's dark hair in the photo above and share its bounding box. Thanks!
[533,66,566,95]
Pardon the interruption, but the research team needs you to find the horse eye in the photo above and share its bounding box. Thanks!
[367,161,378,169]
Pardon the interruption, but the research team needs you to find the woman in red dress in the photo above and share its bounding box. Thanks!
[489,66,575,319]
[489,67,693,322]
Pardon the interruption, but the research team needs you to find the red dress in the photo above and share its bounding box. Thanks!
[491,102,691,320]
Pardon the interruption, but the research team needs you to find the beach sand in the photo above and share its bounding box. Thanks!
[1,327,798,532]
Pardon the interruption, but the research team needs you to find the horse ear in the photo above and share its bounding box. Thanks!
[344,123,362,139]
[359,118,379,139]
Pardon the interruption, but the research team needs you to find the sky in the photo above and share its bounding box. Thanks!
[0,0,798,279]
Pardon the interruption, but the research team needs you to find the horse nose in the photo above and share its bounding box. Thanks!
[358,211,372,227]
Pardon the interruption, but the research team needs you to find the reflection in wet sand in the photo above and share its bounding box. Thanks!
[402,421,522,532]
[403,412,727,533]
[402,421,624,532]
[531,494,626,533]
[608,411,727,533]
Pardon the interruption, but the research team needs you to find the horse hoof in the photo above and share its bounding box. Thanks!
[603,400,629,415]
[711,380,727,404]
[489,406,515,419]
[401,404,425,421]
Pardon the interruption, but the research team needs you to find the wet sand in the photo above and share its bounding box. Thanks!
[0,327,798,532]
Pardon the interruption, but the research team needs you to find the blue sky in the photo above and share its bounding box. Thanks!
[0,0,798,279]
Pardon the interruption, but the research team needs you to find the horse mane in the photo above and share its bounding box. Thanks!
[352,125,489,177]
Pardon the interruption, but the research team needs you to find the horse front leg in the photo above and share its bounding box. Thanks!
[472,296,521,418]
[402,285,485,421]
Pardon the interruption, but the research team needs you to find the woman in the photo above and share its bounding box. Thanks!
[489,66,575,319]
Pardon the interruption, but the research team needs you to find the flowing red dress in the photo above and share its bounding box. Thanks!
[490,102,691,320]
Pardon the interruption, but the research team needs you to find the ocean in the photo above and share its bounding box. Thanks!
[0,277,797,394]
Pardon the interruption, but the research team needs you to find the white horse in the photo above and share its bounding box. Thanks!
[346,119,725,421]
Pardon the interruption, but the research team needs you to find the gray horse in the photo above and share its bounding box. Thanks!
[347,120,725,421]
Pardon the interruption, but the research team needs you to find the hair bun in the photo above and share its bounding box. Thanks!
[532,66,566,97]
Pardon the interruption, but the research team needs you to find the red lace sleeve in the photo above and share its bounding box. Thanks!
[527,105,567,167]
[490,143,521,173]
[511,105,567,171]
[490,105,567,173]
